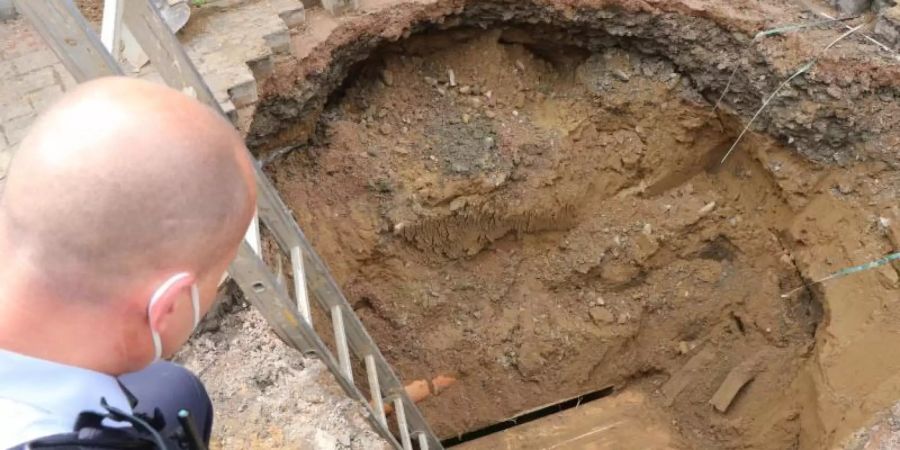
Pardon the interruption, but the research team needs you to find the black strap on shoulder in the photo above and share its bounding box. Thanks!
[8,401,178,450]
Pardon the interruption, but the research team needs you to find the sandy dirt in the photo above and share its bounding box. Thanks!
[176,288,389,450]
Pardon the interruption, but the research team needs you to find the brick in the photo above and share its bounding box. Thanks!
[3,112,35,146]
[228,76,258,108]
[11,50,57,74]
[26,85,63,112]
[321,0,358,15]
[0,99,32,122]
[53,63,77,91]
[0,149,12,179]
[16,66,56,94]
[278,7,306,29]
[0,60,14,79]
[247,55,275,81]
[263,30,291,54]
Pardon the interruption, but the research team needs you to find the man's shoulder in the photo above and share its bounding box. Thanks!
[0,398,71,449]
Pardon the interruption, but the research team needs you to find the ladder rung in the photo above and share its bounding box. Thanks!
[331,305,353,381]
[290,245,312,325]
[365,354,387,428]
[100,0,124,57]
[416,432,430,450]
[393,397,413,450]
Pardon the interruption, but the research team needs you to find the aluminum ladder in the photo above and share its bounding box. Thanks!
[12,2,442,449]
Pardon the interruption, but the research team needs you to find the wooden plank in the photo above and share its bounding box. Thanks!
[457,391,680,450]
[661,347,716,406]
[709,352,766,413]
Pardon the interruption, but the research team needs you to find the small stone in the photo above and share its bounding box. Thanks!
[459,85,471,94]
[485,90,493,99]
[394,147,409,155]
[393,222,406,234]
[596,296,605,306]
[485,110,496,119]
[462,113,471,124]
[613,69,631,81]
[515,60,526,72]
[436,87,446,96]
[642,223,653,235]
[826,85,843,99]
[837,181,854,194]
[698,201,716,216]
[589,307,616,324]
[470,97,482,108]
[382,69,394,86]
[512,110,519,117]
[617,314,628,325]
[379,123,393,135]
[678,341,690,355]
[448,69,457,87]
[424,76,438,86]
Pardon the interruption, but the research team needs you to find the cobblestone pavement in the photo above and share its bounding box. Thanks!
[0,0,304,178]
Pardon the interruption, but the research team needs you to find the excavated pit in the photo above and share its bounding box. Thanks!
[242,2,900,449]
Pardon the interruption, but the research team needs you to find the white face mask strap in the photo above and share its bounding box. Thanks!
[190,283,201,328]
[147,272,193,362]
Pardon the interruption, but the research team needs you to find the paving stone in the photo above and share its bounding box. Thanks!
[16,66,56,94]
[10,49,57,74]
[227,73,259,108]
[0,148,12,179]
[53,64,78,91]
[322,0,358,15]
[247,55,275,81]
[277,6,306,29]
[26,85,63,112]
[3,112,35,146]
[264,30,291,54]
[0,99,32,122]
[2,0,304,135]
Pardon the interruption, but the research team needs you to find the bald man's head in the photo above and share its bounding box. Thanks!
[0,77,256,302]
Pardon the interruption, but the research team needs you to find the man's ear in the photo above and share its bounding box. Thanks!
[147,273,195,333]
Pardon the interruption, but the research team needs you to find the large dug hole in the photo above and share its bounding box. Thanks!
[254,6,900,448]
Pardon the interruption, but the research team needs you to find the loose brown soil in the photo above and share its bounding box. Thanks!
[261,23,897,449]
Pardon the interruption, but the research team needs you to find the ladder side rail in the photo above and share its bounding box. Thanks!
[119,0,219,108]
[12,0,123,80]
[100,0,124,57]
[229,241,404,449]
